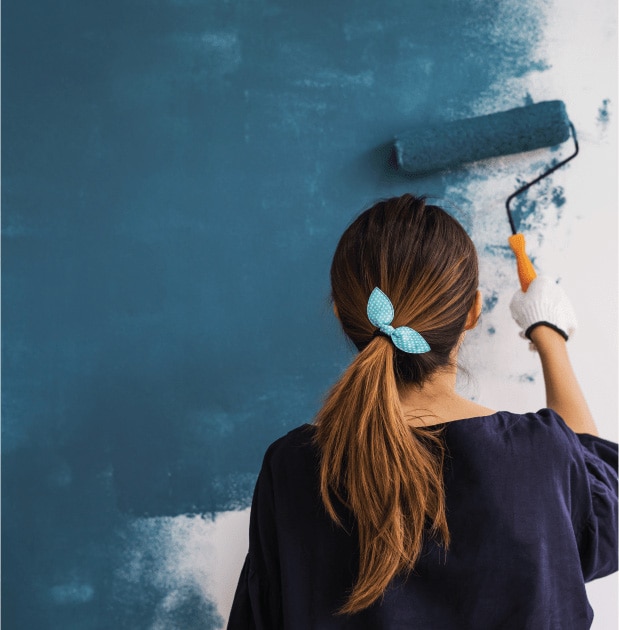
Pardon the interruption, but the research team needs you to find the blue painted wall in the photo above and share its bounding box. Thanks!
[3,0,548,627]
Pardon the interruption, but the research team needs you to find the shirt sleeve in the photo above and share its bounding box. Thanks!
[227,448,282,630]
[574,432,618,582]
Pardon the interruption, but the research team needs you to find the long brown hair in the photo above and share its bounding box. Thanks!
[314,194,479,614]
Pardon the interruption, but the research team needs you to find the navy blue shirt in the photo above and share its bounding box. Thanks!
[229,409,618,629]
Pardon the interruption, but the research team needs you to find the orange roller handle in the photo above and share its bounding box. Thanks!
[508,233,537,292]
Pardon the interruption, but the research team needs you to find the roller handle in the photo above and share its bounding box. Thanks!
[508,233,537,292]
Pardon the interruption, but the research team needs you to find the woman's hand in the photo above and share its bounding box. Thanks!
[509,276,577,344]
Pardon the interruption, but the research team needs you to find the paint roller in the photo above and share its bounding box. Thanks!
[394,100,579,291]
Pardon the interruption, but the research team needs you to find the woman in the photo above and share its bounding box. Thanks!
[228,194,617,629]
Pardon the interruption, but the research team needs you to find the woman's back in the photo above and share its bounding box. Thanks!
[230,409,617,629]
[228,195,617,628]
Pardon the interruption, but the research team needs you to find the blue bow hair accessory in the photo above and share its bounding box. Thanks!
[367,287,430,354]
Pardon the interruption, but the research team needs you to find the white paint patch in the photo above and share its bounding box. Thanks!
[206,509,252,619]
[117,510,250,627]
[117,515,220,627]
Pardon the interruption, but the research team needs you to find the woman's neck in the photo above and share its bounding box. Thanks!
[398,367,495,426]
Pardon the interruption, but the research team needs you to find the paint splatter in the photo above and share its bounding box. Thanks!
[483,292,499,313]
[509,184,538,233]
[483,244,514,260]
[507,171,567,234]
[551,186,566,220]
[518,374,535,383]
[597,98,611,126]
[551,186,565,208]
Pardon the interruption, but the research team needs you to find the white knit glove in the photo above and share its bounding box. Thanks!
[509,276,577,346]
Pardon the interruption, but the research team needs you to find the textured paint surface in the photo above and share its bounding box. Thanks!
[2,0,616,627]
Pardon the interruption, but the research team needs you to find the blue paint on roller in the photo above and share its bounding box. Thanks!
[395,100,571,176]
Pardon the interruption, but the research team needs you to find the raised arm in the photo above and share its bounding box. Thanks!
[510,276,598,436]
[529,326,597,435]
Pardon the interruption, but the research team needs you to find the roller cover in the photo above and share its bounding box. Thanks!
[395,100,571,176]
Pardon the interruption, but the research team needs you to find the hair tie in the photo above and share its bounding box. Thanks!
[367,287,430,354]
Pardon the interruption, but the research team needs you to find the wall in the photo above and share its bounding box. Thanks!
[2,0,616,627]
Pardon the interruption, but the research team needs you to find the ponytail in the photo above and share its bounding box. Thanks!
[315,335,449,614]
[317,194,478,613]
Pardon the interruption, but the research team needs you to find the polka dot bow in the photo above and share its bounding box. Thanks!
[367,287,430,354]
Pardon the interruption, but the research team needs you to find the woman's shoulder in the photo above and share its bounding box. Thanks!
[266,423,316,450]
[449,408,617,472]
[492,409,617,452]
[443,408,585,461]
[451,407,578,437]
[260,424,318,472]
